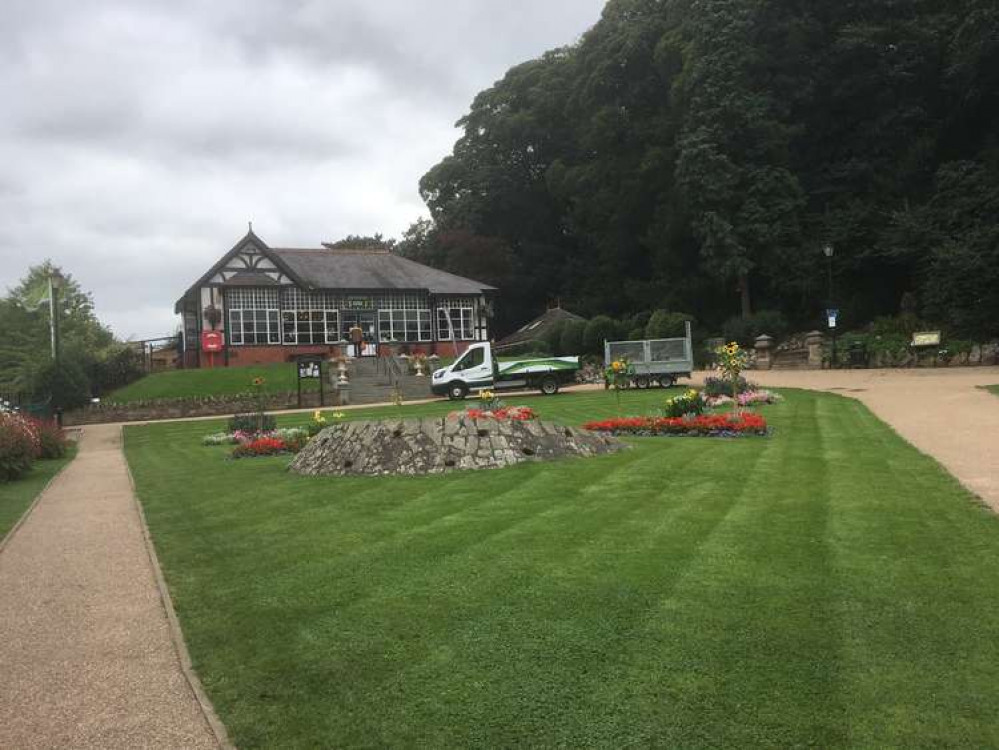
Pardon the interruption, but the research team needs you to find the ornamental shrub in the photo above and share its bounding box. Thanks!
[645,310,693,339]
[34,419,68,459]
[703,376,755,396]
[722,310,788,346]
[583,316,620,355]
[543,320,566,355]
[32,358,92,411]
[559,320,586,356]
[0,412,41,482]
[662,389,705,418]
[228,413,276,433]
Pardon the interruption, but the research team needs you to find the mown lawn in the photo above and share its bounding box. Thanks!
[106,362,323,403]
[123,389,999,749]
[984,385,999,397]
[0,446,76,540]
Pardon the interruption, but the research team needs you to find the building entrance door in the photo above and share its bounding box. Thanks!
[341,311,377,357]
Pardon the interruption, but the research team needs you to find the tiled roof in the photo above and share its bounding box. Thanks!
[270,247,495,295]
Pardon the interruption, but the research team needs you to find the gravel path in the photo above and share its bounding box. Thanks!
[696,366,999,512]
[0,424,224,749]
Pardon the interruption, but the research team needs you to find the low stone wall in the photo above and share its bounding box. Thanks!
[63,392,326,426]
[290,416,626,476]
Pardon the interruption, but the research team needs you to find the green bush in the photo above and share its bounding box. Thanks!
[32,359,91,411]
[543,321,566,355]
[662,389,705,418]
[628,311,652,332]
[702,376,755,397]
[559,320,587,356]
[228,413,277,433]
[35,420,68,459]
[645,310,693,339]
[722,310,788,346]
[86,344,146,395]
[583,316,620,355]
[868,314,922,339]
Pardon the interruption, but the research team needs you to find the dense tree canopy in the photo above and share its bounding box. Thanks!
[407,0,998,340]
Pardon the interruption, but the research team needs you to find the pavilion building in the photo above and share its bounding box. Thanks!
[174,230,495,368]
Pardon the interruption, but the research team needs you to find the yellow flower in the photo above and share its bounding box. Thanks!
[612,360,623,373]
[331,412,346,420]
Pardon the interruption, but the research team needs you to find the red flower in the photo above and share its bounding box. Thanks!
[232,436,288,458]
[583,413,767,437]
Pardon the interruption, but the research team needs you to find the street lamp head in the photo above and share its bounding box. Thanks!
[49,270,65,290]
[823,244,835,259]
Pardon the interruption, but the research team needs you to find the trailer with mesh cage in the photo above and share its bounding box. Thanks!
[603,321,693,389]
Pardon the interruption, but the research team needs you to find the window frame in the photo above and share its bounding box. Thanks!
[378,309,432,342]
[229,308,280,346]
[436,304,475,341]
[281,309,341,345]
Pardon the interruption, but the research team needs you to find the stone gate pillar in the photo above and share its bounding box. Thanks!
[754,335,775,370]
[805,331,825,368]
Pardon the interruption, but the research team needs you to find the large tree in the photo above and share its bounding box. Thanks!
[416,0,999,339]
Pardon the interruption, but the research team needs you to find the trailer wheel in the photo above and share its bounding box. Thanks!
[539,376,560,396]
[658,375,676,388]
[447,382,468,401]
[634,375,650,389]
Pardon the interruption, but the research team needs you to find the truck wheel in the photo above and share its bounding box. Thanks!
[658,375,676,388]
[635,375,650,389]
[447,383,468,401]
[539,376,559,396]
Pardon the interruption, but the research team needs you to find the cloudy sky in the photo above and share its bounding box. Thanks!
[1,0,606,340]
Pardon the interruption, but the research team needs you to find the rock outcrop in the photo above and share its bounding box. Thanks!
[289,416,626,476]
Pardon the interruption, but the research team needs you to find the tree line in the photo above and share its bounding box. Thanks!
[394,0,998,342]
[0,263,145,409]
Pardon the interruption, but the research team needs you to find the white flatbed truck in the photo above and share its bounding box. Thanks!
[431,342,580,400]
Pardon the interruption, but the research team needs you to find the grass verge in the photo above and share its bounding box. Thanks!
[106,362,323,403]
[124,389,999,749]
[0,445,77,541]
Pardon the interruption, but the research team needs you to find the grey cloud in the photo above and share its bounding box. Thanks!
[0,0,606,339]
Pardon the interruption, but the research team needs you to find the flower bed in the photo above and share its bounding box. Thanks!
[448,406,537,421]
[703,390,783,409]
[232,437,290,459]
[584,412,768,437]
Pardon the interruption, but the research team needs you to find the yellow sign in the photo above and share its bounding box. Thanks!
[911,331,941,347]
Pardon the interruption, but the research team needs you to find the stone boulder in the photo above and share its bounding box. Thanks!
[289,416,626,477]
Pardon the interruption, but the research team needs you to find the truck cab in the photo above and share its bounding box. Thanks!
[431,342,580,401]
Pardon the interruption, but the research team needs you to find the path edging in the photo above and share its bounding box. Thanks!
[0,442,79,556]
[121,425,236,750]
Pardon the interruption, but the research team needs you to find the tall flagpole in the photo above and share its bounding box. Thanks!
[48,275,57,361]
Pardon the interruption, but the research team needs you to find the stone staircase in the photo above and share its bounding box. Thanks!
[340,357,435,405]
[771,348,812,370]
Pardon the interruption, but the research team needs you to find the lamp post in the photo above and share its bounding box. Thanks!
[823,244,836,367]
